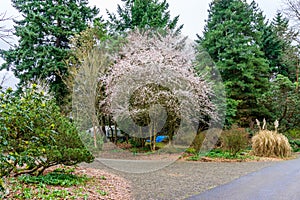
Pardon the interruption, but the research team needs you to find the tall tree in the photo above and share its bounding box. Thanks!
[197,0,270,127]
[282,0,300,85]
[249,2,284,79]
[107,0,183,33]
[0,0,99,107]
[270,12,299,82]
[101,30,217,150]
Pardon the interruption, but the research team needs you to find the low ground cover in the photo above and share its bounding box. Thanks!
[1,165,132,200]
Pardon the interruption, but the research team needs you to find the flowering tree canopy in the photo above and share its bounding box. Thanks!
[100,30,221,150]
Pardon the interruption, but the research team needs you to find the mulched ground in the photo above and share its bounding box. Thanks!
[3,165,132,200]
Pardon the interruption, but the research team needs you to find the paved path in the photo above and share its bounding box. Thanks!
[187,158,300,200]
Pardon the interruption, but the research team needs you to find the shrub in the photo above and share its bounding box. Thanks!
[284,129,300,140]
[185,147,196,155]
[289,139,300,152]
[129,137,146,148]
[18,170,89,187]
[251,120,291,157]
[284,129,300,152]
[0,86,94,178]
[221,127,249,155]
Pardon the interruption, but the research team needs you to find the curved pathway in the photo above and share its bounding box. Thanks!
[187,158,300,200]
[81,158,279,199]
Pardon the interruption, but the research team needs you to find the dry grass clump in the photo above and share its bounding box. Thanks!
[251,119,291,158]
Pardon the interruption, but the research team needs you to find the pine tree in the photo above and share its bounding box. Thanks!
[107,0,183,33]
[271,12,299,82]
[197,0,270,126]
[252,3,299,81]
[0,0,99,106]
[249,1,283,79]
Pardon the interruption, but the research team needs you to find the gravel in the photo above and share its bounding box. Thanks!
[81,159,281,200]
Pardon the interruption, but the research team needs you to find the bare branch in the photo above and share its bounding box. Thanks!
[283,0,300,26]
[0,11,14,46]
[0,71,13,89]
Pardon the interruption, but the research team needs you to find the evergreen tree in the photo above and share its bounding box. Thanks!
[249,1,284,79]
[197,0,270,126]
[252,3,299,81]
[0,0,99,106]
[271,12,299,82]
[107,0,183,33]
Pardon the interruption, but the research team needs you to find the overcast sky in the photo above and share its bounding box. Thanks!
[90,0,284,39]
[0,0,285,88]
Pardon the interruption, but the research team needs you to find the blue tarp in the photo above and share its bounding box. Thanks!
[146,135,168,143]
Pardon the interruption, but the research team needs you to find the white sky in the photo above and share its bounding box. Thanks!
[0,0,285,88]
[90,0,284,39]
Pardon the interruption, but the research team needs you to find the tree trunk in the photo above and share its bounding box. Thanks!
[114,123,118,144]
[92,115,98,148]
[101,115,107,143]
[296,58,299,92]
[153,122,157,151]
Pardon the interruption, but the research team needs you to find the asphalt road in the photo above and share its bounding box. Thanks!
[187,157,300,200]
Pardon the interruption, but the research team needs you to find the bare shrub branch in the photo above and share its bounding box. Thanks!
[0,12,14,46]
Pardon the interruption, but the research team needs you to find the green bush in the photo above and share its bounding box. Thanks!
[221,127,249,155]
[204,149,254,160]
[289,139,300,152]
[284,129,300,152]
[129,137,146,148]
[284,129,300,139]
[18,170,89,187]
[0,86,94,178]
[185,147,196,155]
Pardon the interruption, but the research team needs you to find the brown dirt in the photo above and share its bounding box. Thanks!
[4,165,132,200]
[97,142,183,161]
[72,167,132,200]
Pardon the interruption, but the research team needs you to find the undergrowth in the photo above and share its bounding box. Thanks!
[187,149,255,161]
[1,167,101,199]
[18,171,90,187]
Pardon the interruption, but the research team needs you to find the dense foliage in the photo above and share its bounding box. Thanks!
[198,0,270,126]
[0,86,94,178]
[107,0,183,34]
[99,30,220,150]
[0,0,99,107]
[198,0,299,129]
[0,0,299,172]
[259,75,300,131]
